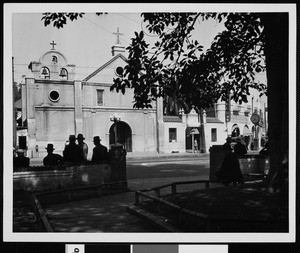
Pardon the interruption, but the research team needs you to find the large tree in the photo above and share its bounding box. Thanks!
[41,12,289,189]
[111,13,266,109]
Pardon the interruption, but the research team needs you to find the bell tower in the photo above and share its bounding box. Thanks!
[24,42,78,158]
[28,41,76,81]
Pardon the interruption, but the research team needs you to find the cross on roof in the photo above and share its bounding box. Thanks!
[113,28,123,44]
[50,40,57,50]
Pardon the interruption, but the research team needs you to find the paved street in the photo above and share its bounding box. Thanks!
[126,155,210,190]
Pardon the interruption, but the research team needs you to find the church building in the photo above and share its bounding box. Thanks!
[21,41,162,159]
[18,38,267,159]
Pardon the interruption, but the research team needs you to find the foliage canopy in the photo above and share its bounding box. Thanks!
[42,12,267,112]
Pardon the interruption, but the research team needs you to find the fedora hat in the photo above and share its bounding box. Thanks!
[69,135,76,141]
[45,143,55,150]
[93,136,101,142]
[77,133,85,140]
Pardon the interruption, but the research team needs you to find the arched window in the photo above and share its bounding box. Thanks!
[52,55,58,63]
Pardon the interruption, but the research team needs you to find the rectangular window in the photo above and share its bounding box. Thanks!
[211,128,217,142]
[169,128,177,142]
[97,89,104,106]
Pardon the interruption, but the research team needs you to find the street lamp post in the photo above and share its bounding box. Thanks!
[110,114,121,145]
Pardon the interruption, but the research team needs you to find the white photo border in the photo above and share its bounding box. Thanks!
[3,3,296,243]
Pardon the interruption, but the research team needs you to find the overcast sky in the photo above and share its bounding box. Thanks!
[12,11,225,83]
[7,3,295,86]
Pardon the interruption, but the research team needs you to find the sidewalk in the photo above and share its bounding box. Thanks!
[13,173,212,233]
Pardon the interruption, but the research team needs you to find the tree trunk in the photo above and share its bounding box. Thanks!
[260,13,289,185]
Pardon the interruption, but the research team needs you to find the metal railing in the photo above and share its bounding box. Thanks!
[134,180,212,231]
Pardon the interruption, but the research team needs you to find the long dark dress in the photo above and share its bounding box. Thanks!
[216,152,244,185]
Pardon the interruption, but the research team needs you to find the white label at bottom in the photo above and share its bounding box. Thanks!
[179,245,228,253]
[66,244,85,253]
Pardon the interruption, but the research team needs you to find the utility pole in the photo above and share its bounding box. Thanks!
[12,57,16,149]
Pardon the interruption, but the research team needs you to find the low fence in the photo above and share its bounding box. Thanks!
[133,179,286,232]
[134,180,212,231]
[13,163,112,192]
[32,194,53,232]
[13,144,127,192]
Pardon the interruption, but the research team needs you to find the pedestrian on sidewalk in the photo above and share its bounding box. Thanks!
[193,139,198,153]
[216,144,244,186]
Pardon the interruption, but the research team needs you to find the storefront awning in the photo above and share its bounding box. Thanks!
[189,128,199,135]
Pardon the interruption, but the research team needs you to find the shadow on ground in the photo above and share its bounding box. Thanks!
[149,181,289,232]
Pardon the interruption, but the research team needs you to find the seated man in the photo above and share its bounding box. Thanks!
[14,149,30,168]
[259,141,269,155]
[43,143,63,166]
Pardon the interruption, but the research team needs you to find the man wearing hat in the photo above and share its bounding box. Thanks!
[63,135,84,164]
[13,149,30,168]
[43,144,63,166]
[77,133,88,161]
[91,136,108,164]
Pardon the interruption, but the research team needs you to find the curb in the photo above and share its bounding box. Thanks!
[126,153,208,160]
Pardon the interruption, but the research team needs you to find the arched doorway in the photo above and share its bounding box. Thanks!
[109,121,132,152]
[185,127,200,151]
